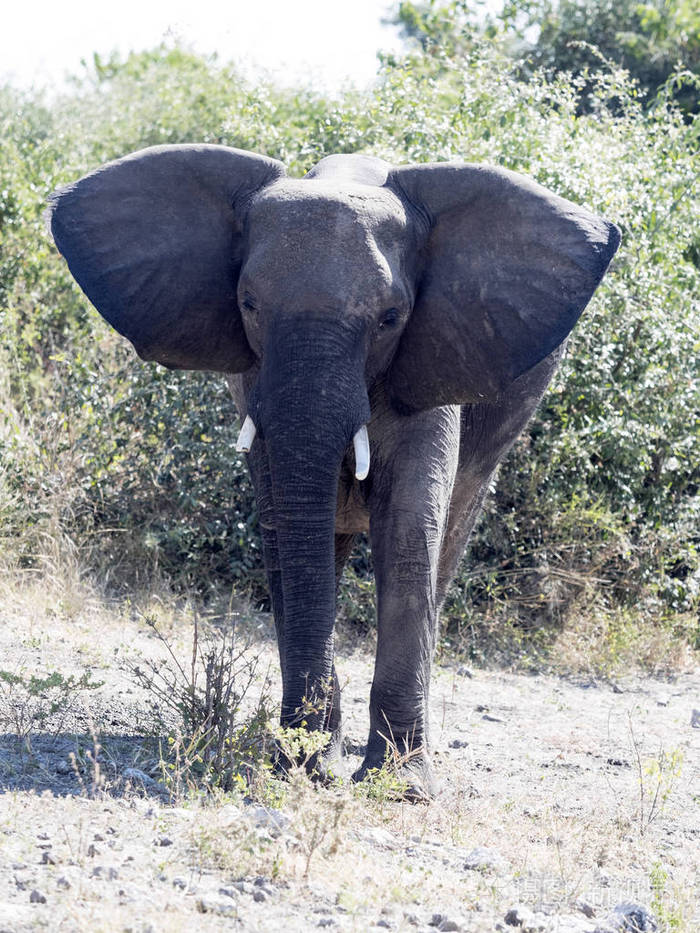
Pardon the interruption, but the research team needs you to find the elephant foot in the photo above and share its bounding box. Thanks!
[352,748,438,802]
[311,731,345,784]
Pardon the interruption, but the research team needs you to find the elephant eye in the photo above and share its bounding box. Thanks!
[378,308,399,331]
[241,292,257,313]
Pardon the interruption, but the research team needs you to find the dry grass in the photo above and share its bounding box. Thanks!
[0,571,697,931]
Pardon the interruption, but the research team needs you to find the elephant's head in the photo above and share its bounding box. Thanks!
[49,145,620,729]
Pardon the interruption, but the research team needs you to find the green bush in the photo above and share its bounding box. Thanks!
[0,36,697,650]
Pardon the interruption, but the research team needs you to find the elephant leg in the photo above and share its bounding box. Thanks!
[436,470,492,608]
[356,405,460,798]
[437,349,564,606]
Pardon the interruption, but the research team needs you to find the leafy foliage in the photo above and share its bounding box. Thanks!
[0,28,698,653]
[0,667,103,747]
[515,0,700,116]
[391,0,700,115]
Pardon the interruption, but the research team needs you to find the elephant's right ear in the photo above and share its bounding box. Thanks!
[49,144,286,372]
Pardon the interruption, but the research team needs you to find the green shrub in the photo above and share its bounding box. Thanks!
[0,35,697,655]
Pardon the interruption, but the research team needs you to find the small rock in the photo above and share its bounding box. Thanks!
[360,826,396,848]
[377,921,392,929]
[253,877,273,896]
[249,805,290,836]
[253,889,267,903]
[505,906,533,927]
[404,914,420,927]
[576,900,595,919]
[123,767,156,786]
[158,837,173,847]
[41,851,56,866]
[464,846,506,872]
[55,760,71,775]
[231,880,255,895]
[196,897,237,917]
[317,920,335,928]
[29,890,47,904]
[611,682,624,694]
[172,878,187,890]
[456,666,473,678]
[429,915,460,932]
[448,739,469,749]
[56,877,71,890]
[691,709,700,728]
[217,803,243,822]
[86,844,99,858]
[600,902,658,932]
[482,713,504,723]
[521,915,548,933]
[219,887,239,899]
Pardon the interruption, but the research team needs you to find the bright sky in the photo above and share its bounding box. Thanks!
[2,0,406,93]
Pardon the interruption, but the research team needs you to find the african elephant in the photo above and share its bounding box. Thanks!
[49,145,620,797]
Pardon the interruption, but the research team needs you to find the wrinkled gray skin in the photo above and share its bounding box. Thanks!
[49,146,620,797]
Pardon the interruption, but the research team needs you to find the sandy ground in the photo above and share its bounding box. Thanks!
[0,591,698,932]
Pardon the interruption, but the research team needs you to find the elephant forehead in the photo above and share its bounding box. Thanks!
[247,180,408,243]
[243,182,409,299]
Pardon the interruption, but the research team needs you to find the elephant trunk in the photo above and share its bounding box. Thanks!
[252,316,369,731]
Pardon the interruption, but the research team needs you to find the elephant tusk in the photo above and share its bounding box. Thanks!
[353,425,370,481]
[235,415,256,453]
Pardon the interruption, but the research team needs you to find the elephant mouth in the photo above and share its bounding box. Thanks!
[236,415,371,481]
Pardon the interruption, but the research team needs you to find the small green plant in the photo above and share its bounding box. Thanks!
[354,762,410,804]
[0,667,103,753]
[649,861,684,932]
[352,733,414,804]
[128,613,273,797]
[628,715,684,834]
[274,723,333,773]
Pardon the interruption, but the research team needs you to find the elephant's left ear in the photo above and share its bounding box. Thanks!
[386,163,621,412]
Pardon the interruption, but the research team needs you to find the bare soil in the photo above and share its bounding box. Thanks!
[0,586,698,932]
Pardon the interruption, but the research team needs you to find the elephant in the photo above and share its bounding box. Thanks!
[49,144,620,797]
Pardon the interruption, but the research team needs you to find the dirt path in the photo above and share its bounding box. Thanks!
[0,593,698,932]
